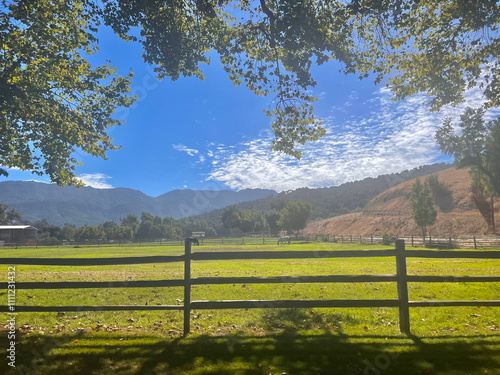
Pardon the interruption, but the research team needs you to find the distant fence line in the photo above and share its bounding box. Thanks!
[1,240,499,336]
[305,234,500,249]
[2,234,500,249]
[0,236,284,248]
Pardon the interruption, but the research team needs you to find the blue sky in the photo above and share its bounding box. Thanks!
[3,27,499,196]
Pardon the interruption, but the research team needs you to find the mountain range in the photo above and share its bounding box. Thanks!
[0,181,276,226]
[185,163,453,235]
[0,163,453,228]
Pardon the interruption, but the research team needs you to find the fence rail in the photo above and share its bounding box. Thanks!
[1,240,499,336]
[0,236,283,248]
[3,234,500,249]
[306,234,500,249]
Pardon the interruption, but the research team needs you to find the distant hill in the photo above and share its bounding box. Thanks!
[190,163,453,235]
[305,167,500,236]
[0,181,276,226]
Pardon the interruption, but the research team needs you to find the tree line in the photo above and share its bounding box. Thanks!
[0,205,216,244]
[1,199,313,243]
[222,200,312,236]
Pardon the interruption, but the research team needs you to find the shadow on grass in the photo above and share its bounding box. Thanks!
[259,308,358,334]
[2,330,500,375]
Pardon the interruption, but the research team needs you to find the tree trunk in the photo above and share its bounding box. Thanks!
[471,185,495,233]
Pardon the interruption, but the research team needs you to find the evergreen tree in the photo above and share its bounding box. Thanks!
[410,178,437,245]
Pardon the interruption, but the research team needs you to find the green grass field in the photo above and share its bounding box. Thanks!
[1,242,499,374]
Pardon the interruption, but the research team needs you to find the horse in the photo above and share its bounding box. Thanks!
[277,236,291,245]
[186,237,200,246]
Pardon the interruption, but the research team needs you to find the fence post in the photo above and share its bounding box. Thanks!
[350,235,353,243]
[473,236,477,249]
[395,240,410,334]
[411,236,414,247]
[183,238,192,337]
[371,234,373,245]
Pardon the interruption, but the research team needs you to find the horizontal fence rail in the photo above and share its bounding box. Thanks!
[0,236,283,248]
[191,249,397,260]
[5,234,500,249]
[1,240,499,336]
[0,255,185,266]
[307,234,500,249]
[3,305,184,312]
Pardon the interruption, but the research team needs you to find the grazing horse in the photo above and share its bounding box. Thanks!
[186,237,200,246]
[277,236,291,245]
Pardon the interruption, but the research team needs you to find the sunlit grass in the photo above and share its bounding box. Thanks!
[1,242,499,374]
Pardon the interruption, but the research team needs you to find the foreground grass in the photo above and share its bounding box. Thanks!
[2,331,500,375]
[1,242,499,374]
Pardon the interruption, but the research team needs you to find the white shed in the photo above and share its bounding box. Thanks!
[0,225,38,243]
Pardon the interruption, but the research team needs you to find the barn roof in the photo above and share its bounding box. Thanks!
[0,225,38,230]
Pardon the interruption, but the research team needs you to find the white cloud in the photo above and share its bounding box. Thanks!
[206,86,500,192]
[172,143,208,164]
[79,173,114,189]
[172,144,200,156]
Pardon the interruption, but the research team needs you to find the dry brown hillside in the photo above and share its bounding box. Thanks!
[304,168,500,237]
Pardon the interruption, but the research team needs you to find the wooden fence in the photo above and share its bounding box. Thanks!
[307,234,500,249]
[0,236,282,248]
[3,234,500,249]
[1,240,499,336]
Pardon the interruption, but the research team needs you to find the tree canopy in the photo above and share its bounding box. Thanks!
[222,205,266,234]
[0,0,135,185]
[2,0,499,184]
[436,107,499,233]
[410,177,437,243]
[436,107,500,196]
[101,0,500,157]
[278,200,312,234]
[0,203,20,224]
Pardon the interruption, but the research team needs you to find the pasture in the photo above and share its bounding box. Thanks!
[1,241,499,374]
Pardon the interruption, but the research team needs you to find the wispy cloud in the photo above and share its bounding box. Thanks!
[173,144,200,156]
[173,143,207,164]
[206,86,500,192]
[79,173,114,189]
